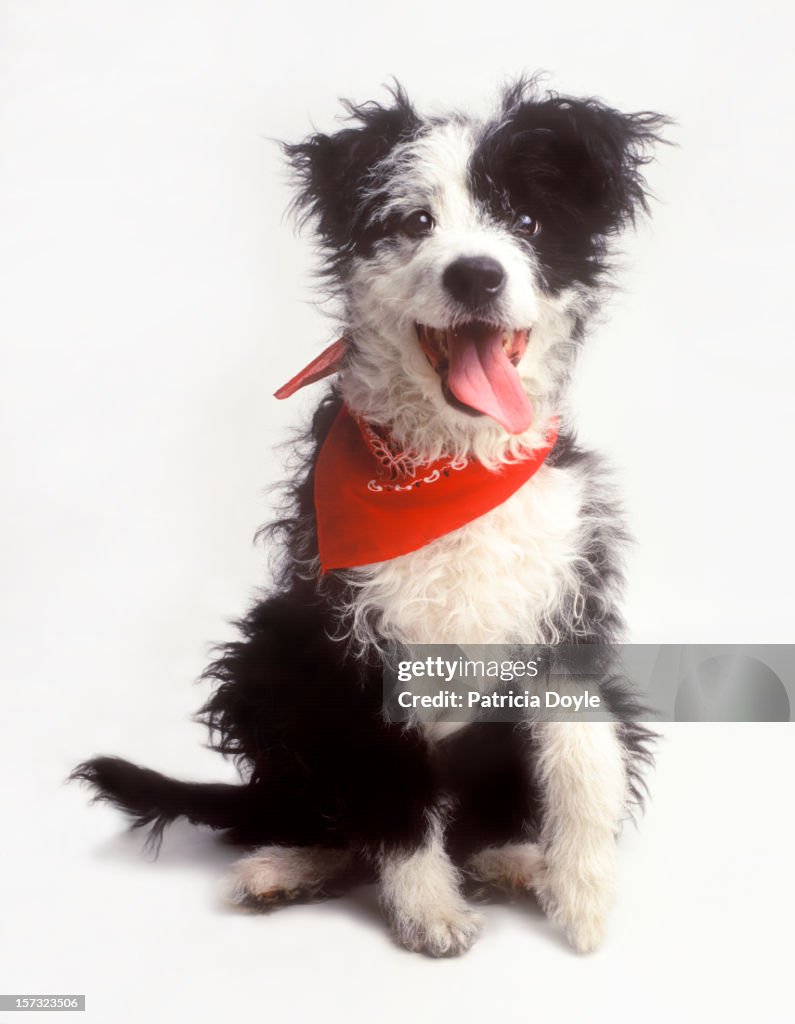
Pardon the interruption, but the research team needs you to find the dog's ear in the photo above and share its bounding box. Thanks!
[284,85,419,252]
[491,85,669,237]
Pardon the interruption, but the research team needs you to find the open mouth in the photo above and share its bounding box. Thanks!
[416,321,532,435]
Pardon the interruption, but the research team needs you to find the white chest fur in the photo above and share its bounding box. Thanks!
[342,463,586,650]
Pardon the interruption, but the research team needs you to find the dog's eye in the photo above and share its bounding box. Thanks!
[400,210,435,238]
[514,213,542,238]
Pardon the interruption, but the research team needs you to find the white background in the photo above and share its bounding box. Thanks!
[2,2,794,1022]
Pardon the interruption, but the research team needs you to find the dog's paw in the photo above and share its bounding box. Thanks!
[466,842,547,893]
[535,847,616,954]
[392,901,482,957]
[226,854,305,908]
[379,821,481,956]
[226,845,351,909]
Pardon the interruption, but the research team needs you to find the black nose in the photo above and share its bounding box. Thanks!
[442,256,506,308]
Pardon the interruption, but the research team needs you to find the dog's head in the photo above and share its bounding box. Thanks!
[286,80,665,463]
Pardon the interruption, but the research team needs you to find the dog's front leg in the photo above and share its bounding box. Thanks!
[533,720,628,953]
[377,808,481,957]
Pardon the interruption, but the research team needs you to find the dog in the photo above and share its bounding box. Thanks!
[72,79,666,957]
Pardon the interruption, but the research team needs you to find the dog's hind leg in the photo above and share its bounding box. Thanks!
[466,842,547,892]
[228,845,358,908]
[377,809,481,957]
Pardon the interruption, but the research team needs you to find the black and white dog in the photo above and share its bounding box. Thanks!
[73,80,666,956]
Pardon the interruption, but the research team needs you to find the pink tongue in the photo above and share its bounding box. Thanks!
[447,326,533,434]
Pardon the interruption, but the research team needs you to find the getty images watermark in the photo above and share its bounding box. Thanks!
[382,644,793,723]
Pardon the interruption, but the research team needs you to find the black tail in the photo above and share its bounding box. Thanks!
[70,757,267,853]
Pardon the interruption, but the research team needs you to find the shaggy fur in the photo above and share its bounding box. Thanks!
[72,79,666,956]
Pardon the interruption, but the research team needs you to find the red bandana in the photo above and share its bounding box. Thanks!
[314,405,558,573]
[274,339,559,573]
